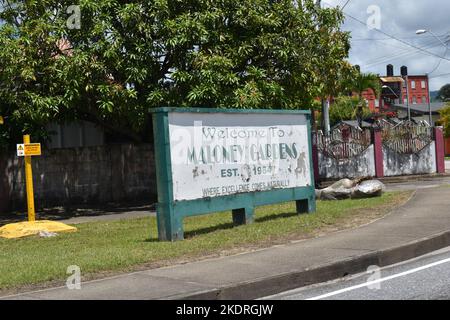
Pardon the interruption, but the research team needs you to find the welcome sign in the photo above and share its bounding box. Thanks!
[152,108,316,241]
[169,112,311,201]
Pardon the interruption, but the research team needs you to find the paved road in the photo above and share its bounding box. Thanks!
[263,247,450,300]
[385,176,450,192]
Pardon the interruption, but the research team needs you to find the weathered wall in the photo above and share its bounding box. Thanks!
[445,137,450,156]
[318,145,376,180]
[0,144,157,213]
[383,142,436,177]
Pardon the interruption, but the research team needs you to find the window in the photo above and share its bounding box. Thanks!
[411,81,416,89]
[421,81,426,89]
[413,96,417,104]
[404,98,407,104]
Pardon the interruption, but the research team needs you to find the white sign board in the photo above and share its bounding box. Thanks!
[168,112,311,201]
[17,144,25,157]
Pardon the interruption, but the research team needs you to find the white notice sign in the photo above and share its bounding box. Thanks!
[17,144,25,157]
[168,112,311,201]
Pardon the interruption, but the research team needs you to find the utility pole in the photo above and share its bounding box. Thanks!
[406,75,411,121]
[315,0,330,134]
[426,73,433,126]
[401,66,411,121]
[416,29,449,127]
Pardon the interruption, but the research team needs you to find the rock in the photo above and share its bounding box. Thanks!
[316,178,385,201]
[352,180,385,199]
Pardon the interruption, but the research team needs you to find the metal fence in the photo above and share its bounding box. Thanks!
[317,123,372,160]
[380,120,433,155]
[317,120,434,159]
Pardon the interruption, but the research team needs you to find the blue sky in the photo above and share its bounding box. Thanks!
[323,0,450,91]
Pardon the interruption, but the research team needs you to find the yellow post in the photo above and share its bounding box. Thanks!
[23,135,36,222]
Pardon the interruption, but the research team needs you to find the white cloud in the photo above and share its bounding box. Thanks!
[322,0,450,90]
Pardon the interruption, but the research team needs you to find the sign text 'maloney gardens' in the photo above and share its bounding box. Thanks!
[152,108,316,241]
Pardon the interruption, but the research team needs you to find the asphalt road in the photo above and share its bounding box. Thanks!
[263,246,450,300]
[385,176,450,192]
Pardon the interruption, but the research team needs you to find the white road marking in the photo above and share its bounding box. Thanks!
[306,257,450,300]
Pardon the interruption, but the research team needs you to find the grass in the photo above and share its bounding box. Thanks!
[0,191,411,291]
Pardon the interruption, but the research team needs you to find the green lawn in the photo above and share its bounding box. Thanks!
[0,192,411,290]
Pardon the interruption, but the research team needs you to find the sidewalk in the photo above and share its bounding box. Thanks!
[2,186,450,300]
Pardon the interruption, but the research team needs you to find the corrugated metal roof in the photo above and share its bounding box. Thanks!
[380,77,405,83]
[392,102,446,113]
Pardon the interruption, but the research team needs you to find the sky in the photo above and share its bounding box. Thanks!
[322,0,450,91]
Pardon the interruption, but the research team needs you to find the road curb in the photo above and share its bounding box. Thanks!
[318,173,450,188]
[178,230,450,300]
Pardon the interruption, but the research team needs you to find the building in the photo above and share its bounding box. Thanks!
[391,102,445,126]
[361,65,431,117]
[361,88,379,111]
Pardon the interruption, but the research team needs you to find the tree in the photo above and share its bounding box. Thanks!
[0,0,351,145]
[343,71,380,126]
[328,96,371,127]
[438,84,450,102]
[439,104,450,138]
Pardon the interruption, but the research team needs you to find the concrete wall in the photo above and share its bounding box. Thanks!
[445,137,450,156]
[383,142,436,177]
[0,144,157,213]
[47,121,104,149]
[318,145,376,179]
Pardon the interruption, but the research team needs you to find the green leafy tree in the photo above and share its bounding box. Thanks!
[0,0,351,144]
[439,104,450,137]
[328,96,371,127]
[342,71,380,125]
[438,84,450,102]
[347,71,380,101]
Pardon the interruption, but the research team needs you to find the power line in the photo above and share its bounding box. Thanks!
[362,39,443,68]
[351,35,447,41]
[357,38,442,68]
[430,72,450,79]
[321,1,450,63]
[341,0,351,10]
[343,12,450,63]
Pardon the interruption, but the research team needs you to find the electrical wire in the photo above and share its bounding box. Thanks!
[321,1,450,63]
[430,72,450,79]
[343,12,450,63]
[341,0,351,10]
[362,39,443,68]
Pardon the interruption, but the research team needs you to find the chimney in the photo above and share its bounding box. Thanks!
[387,64,394,77]
[401,66,408,77]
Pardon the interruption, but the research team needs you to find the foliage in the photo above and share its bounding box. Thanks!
[338,71,380,126]
[346,71,381,99]
[438,84,450,102]
[328,96,372,127]
[439,103,450,137]
[0,0,351,144]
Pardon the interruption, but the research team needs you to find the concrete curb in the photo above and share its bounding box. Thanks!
[177,230,450,300]
[318,173,450,188]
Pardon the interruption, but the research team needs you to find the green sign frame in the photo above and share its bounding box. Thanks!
[152,107,316,241]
